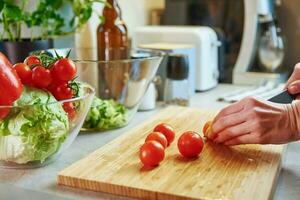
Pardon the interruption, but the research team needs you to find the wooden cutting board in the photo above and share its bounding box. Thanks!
[58,106,284,200]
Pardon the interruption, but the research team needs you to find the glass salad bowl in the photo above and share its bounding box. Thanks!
[39,49,164,132]
[0,84,95,168]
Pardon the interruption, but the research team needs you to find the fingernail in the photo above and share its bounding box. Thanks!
[288,85,298,93]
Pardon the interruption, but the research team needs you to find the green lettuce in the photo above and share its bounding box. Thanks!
[0,87,69,164]
[83,97,128,131]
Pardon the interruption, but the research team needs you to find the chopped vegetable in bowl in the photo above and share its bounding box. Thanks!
[82,97,128,131]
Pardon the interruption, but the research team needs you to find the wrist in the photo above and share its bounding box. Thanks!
[285,101,300,140]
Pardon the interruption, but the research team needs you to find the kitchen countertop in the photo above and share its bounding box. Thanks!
[1,84,300,200]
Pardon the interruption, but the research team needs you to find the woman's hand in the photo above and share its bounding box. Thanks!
[287,63,300,97]
[207,97,300,145]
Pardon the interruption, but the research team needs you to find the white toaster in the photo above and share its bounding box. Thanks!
[133,26,220,91]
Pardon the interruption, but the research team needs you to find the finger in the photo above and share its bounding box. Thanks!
[286,63,300,87]
[223,133,259,146]
[288,80,300,94]
[213,122,251,144]
[213,100,245,123]
[210,112,247,139]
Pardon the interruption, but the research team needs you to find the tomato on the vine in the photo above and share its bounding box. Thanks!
[140,141,165,167]
[32,66,52,88]
[13,63,32,85]
[24,55,41,67]
[63,102,76,120]
[145,132,168,149]
[53,83,73,100]
[52,58,77,81]
[153,123,175,145]
[177,131,204,158]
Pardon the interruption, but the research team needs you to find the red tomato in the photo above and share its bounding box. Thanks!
[32,66,52,88]
[53,83,73,100]
[24,55,41,67]
[177,131,204,158]
[52,58,77,81]
[13,63,32,85]
[140,141,165,167]
[153,123,175,145]
[0,53,23,109]
[63,102,76,120]
[0,99,12,119]
[203,121,212,137]
[145,132,168,149]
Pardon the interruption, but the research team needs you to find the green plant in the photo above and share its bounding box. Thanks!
[0,0,106,41]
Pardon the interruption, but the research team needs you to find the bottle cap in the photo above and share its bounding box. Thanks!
[166,54,189,80]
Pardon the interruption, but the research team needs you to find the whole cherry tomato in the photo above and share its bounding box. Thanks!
[24,55,41,68]
[63,102,76,120]
[140,141,165,167]
[177,131,204,158]
[13,63,32,85]
[52,58,77,81]
[53,83,73,100]
[153,123,175,145]
[145,132,168,149]
[32,66,52,88]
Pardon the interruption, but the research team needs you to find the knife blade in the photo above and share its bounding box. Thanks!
[268,90,297,104]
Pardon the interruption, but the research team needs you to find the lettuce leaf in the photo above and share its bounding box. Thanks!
[0,87,69,164]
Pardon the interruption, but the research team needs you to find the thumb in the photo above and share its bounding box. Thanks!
[287,80,300,94]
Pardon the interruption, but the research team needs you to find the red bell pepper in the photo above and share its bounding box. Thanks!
[0,52,23,119]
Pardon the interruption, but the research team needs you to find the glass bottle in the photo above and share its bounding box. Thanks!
[97,0,129,61]
[164,54,190,107]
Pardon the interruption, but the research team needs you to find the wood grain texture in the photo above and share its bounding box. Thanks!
[58,106,284,200]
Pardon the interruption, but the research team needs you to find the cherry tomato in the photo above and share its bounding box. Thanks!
[24,55,41,67]
[63,102,76,120]
[140,141,165,167]
[203,121,213,137]
[53,83,73,100]
[153,123,175,145]
[177,131,204,158]
[32,66,52,88]
[145,132,168,149]
[52,58,77,81]
[13,63,32,85]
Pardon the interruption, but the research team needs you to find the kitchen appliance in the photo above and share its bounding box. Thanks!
[134,27,220,92]
[162,0,286,85]
[58,106,283,200]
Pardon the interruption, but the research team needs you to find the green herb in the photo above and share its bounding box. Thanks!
[0,0,107,41]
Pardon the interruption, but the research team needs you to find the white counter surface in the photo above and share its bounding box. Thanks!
[0,84,299,200]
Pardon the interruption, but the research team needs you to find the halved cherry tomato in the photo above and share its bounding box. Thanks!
[13,63,32,85]
[63,102,76,120]
[203,121,213,137]
[52,58,77,81]
[24,55,41,67]
[140,141,165,167]
[145,132,168,149]
[32,66,52,88]
[53,83,73,100]
[153,123,175,145]
[177,131,204,158]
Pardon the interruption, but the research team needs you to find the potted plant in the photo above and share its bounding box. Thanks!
[0,0,105,63]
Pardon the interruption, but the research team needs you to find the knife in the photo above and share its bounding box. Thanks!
[268,90,297,104]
